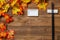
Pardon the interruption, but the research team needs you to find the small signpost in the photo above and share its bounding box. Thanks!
[47,2,58,40]
[52,2,55,40]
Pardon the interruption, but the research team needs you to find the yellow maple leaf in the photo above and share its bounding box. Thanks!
[2,4,10,12]
[12,7,20,15]
[37,3,48,10]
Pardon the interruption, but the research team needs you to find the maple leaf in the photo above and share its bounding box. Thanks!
[37,3,48,10]
[0,23,6,31]
[2,4,10,12]
[7,30,14,39]
[12,7,20,15]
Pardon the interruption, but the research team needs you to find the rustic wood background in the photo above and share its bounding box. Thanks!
[0,0,60,40]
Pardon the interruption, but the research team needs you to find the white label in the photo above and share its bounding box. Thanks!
[47,9,58,13]
[27,9,38,16]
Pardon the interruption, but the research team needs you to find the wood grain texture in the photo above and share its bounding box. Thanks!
[0,0,60,40]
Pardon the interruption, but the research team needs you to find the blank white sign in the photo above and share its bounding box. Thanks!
[47,9,58,13]
[27,9,38,16]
